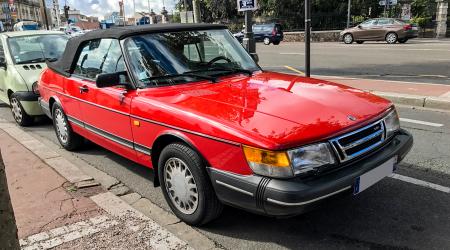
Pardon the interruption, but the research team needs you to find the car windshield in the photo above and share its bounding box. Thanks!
[124,29,260,87]
[8,34,68,64]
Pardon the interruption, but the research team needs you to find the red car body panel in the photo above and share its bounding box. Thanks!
[39,69,392,176]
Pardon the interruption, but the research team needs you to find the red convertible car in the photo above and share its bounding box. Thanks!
[38,24,413,225]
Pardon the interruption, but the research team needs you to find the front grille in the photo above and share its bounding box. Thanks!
[330,120,386,162]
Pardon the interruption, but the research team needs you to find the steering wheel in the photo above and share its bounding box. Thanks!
[206,56,232,67]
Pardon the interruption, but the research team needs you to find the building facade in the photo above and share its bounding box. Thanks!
[0,0,42,30]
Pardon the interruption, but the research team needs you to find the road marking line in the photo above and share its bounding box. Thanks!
[284,65,305,75]
[280,52,305,55]
[390,174,450,193]
[399,118,444,127]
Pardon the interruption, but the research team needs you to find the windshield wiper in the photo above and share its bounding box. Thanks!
[187,67,253,76]
[16,58,46,64]
[143,73,218,84]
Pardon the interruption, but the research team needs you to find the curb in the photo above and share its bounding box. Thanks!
[0,118,221,250]
[372,91,450,111]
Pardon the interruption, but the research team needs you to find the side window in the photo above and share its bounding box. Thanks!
[377,19,390,26]
[183,44,201,62]
[73,39,126,80]
[360,20,375,28]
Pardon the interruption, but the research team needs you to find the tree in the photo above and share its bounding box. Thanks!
[0,151,20,250]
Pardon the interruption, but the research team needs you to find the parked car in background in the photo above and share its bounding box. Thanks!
[62,25,85,37]
[340,18,418,44]
[38,24,412,226]
[0,31,68,126]
[13,21,39,31]
[234,23,284,45]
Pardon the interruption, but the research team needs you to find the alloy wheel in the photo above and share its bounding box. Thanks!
[386,33,397,44]
[54,108,69,144]
[10,97,23,123]
[344,34,353,44]
[264,37,271,45]
[164,157,199,215]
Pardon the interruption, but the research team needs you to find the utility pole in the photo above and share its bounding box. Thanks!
[133,0,136,25]
[183,0,188,23]
[305,0,311,77]
[346,0,351,28]
[193,0,201,23]
[41,0,50,30]
[244,10,256,55]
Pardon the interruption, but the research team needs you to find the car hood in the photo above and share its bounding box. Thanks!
[134,72,392,150]
[14,63,47,87]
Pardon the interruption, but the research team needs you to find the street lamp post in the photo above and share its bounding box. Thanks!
[244,10,256,55]
[305,0,311,77]
[347,0,351,28]
[41,0,50,30]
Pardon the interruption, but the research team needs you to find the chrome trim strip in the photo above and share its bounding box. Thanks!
[66,115,152,156]
[216,180,254,197]
[67,116,85,128]
[266,186,352,206]
[41,86,241,146]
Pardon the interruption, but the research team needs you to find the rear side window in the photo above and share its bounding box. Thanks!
[377,19,394,25]
[73,39,126,80]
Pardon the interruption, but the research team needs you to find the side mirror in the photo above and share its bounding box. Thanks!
[0,57,6,69]
[96,72,130,88]
[357,25,362,29]
[250,53,259,64]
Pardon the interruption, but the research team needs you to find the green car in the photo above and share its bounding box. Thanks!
[0,31,68,126]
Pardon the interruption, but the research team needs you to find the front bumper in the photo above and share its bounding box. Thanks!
[208,129,413,217]
[14,91,43,116]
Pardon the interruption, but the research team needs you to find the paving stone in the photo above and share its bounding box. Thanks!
[89,215,109,225]
[75,180,100,189]
[109,184,130,196]
[44,156,93,183]
[40,237,64,249]
[27,232,50,244]
[49,226,68,237]
[19,239,28,246]
[67,221,90,232]
[61,231,83,242]
[120,192,142,205]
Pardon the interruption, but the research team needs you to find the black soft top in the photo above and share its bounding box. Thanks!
[48,23,227,76]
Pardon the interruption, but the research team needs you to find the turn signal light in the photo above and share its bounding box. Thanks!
[243,146,290,167]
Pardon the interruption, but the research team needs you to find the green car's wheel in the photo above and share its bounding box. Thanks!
[10,93,33,126]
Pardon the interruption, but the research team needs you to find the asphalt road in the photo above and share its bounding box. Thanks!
[257,39,450,85]
[0,102,449,249]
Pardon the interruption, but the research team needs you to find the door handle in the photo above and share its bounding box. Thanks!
[79,85,89,94]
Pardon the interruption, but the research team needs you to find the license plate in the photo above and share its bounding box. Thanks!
[412,27,418,31]
[354,156,397,195]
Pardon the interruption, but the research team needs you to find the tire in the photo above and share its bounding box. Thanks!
[9,93,33,126]
[273,41,281,45]
[263,37,271,45]
[158,143,223,226]
[356,41,364,44]
[343,33,354,44]
[385,32,398,44]
[398,38,408,44]
[51,103,83,151]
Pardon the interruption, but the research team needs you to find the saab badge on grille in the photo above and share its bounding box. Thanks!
[347,115,357,121]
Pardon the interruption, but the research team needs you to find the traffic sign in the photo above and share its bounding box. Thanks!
[379,0,397,6]
[237,0,258,12]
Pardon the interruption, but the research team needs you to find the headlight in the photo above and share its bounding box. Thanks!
[243,143,337,178]
[288,143,336,176]
[384,109,400,138]
[243,146,293,178]
[32,81,39,95]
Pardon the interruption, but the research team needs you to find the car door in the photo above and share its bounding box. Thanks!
[70,38,138,161]
[354,20,377,40]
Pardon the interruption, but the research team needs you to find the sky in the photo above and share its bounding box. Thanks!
[56,0,177,20]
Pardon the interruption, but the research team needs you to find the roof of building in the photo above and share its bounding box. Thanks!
[48,23,228,76]
[1,30,65,38]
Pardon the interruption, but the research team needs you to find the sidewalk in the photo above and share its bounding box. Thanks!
[317,75,450,110]
[0,127,191,250]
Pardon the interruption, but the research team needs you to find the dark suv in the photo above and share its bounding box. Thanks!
[234,23,284,45]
